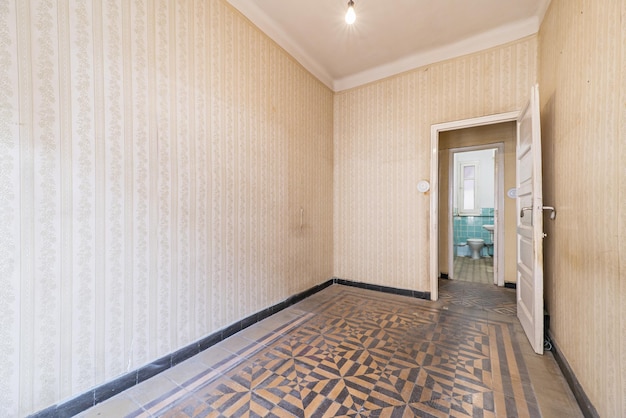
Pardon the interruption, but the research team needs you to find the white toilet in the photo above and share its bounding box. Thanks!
[467,238,485,259]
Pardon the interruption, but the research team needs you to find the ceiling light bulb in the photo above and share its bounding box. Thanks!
[345,0,356,24]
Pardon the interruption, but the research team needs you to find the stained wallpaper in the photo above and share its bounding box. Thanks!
[1,0,333,415]
[334,36,537,293]
[539,0,626,416]
[8,0,624,416]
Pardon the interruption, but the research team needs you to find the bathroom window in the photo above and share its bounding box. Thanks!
[458,162,480,216]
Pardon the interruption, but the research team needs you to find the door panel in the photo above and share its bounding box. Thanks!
[519,157,532,185]
[516,84,544,354]
[519,239,532,268]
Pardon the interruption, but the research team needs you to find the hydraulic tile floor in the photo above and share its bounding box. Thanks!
[453,256,494,284]
[438,278,517,316]
[80,283,582,418]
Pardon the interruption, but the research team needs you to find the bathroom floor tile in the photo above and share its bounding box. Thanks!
[453,255,494,284]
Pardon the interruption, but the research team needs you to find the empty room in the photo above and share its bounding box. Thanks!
[3,0,624,417]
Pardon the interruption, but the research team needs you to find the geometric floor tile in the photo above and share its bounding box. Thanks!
[122,286,540,418]
[439,278,517,316]
[453,256,494,285]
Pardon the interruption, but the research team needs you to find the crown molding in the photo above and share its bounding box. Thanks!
[536,0,552,24]
[225,0,335,89]
[225,1,543,92]
[333,17,539,91]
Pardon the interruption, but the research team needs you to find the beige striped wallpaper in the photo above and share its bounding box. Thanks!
[1,0,333,415]
[6,0,623,416]
[538,0,625,416]
[334,36,537,292]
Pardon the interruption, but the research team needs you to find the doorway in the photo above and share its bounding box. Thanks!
[429,112,519,301]
[448,144,503,285]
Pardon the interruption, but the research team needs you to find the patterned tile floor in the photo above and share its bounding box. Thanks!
[439,278,517,316]
[80,283,582,418]
[453,256,494,285]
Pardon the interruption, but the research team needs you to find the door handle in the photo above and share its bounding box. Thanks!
[520,206,556,220]
[543,206,556,220]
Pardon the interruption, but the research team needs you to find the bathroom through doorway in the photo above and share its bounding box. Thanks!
[436,120,518,291]
[449,145,501,284]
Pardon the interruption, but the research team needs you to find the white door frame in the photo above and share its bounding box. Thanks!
[447,143,504,286]
[430,111,519,301]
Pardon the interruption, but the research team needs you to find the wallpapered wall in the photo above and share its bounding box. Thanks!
[334,36,537,292]
[0,0,333,415]
[538,0,626,416]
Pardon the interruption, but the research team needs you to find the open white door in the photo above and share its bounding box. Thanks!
[516,84,544,354]
[493,149,500,285]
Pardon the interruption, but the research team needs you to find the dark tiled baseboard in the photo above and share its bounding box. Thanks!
[29,278,428,417]
[333,277,431,300]
[549,331,599,418]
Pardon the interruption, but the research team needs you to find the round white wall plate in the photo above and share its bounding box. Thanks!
[417,180,430,193]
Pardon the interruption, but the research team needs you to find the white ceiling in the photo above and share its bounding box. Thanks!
[226,0,551,91]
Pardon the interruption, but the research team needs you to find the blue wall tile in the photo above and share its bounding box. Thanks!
[453,208,494,245]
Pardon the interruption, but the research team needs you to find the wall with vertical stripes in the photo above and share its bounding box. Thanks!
[333,36,537,292]
[538,1,626,416]
[0,1,333,415]
[8,0,624,416]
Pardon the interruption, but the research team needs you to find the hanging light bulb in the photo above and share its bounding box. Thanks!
[345,0,356,24]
